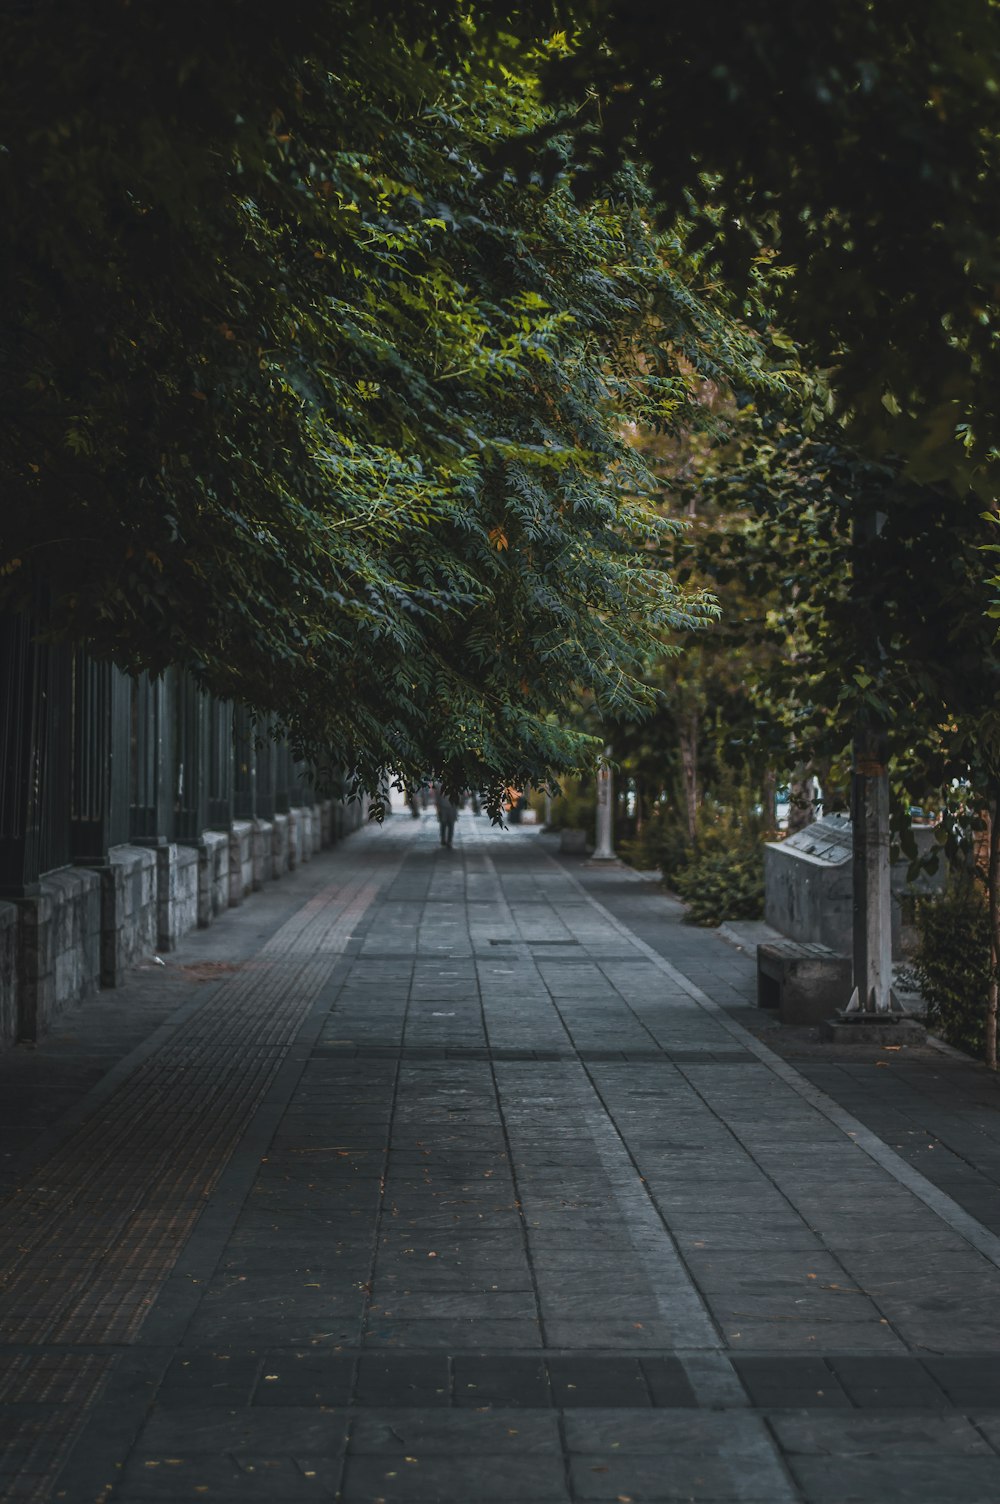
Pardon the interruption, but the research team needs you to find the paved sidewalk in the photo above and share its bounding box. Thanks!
[2,816,1000,1503]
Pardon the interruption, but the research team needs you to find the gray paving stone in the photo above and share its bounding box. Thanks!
[724,1319,909,1353]
[924,1356,1000,1407]
[353,1355,450,1406]
[569,1453,796,1502]
[158,1351,262,1406]
[11,821,1000,1504]
[348,1408,561,1451]
[770,1411,995,1454]
[253,1352,356,1407]
[826,1355,949,1408]
[546,1356,652,1407]
[135,1406,351,1455]
[788,1453,1000,1502]
[731,1357,850,1409]
[452,1356,551,1407]
[364,1317,542,1349]
[341,1454,570,1501]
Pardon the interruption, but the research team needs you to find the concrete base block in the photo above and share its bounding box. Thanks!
[0,902,19,1049]
[228,821,254,908]
[272,813,290,876]
[156,844,199,952]
[195,831,229,926]
[15,868,102,1041]
[252,818,274,889]
[319,800,333,849]
[559,829,588,854]
[288,807,304,869]
[309,803,322,854]
[819,1013,928,1046]
[757,940,853,1026]
[99,845,157,985]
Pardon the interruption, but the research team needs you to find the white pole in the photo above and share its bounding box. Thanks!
[592,747,616,861]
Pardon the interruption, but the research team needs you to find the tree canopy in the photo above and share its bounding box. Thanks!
[2,2,766,805]
[553,0,1000,494]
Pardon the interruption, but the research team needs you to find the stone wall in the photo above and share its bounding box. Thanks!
[16,868,102,1041]
[156,843,199,952]
[1,796,359,1048]
[272,814,290,876]
[100,846,157,987]
[287,808,303,870]
[227,821,254,908]
[252,818,273,890]
[319,801,333,849]
[197,832,230,927]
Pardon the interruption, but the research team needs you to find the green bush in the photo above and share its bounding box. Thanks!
[913,883,993,1058]
[670,790,767,926]
[545,777,595,833]
[618,801,688,874]
[673,841,765,925]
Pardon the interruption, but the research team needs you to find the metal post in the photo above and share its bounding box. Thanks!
[592,748,616,861]
[0,610,71,894]
[844,503,895,1017]
[847,726,894,1012]
[69,651,130,865]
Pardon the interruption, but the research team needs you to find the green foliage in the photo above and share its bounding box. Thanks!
[2,4,756,812]
[665,786,767,926]
[544,776,595,833]
[553,3,1000,495]
[913,883,994,1059]
[614,799,682,874]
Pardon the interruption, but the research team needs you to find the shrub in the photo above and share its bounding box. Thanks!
[912,883,993,1058]
[670,789,767,926]
[545,777,595,833]
[673,840,765,925]
[618,801,689,874]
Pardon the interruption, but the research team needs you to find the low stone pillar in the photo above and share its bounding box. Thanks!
[15,869,102,1041]
[319,800,333,848]
[252,818,274,888]
[0,902,19,1049]
[99,846,157,986]
[272,813,290,876]
[309,803,323,854]
[287,807,302,869]
[227,820,254,907]
[197,831,229,926]
[156,844,199,952]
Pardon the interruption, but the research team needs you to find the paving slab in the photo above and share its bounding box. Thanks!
[3,815,1000,1501]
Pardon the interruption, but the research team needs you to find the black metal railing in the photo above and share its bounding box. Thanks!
[3,611,324,888]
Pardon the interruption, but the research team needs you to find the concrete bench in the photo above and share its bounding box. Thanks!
[757,939,852,1026]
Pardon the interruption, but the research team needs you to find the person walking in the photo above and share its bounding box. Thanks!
[435,787,458,848]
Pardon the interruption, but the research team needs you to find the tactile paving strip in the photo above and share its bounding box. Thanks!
[0,877,380,1345]
[0,849,406,1500]
[0,1352,115,1504]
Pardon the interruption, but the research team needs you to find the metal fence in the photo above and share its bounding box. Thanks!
[0,610,316,898]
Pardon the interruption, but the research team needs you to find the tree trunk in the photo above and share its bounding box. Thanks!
[679,711,699,846]
[761,769,777,832]
[987,793,1000,1072]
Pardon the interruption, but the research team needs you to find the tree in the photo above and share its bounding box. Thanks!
[693,411,1000,1056]
[550,1,1000,494]
[1,4,743,810]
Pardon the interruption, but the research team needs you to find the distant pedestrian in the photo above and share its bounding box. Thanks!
[435,788,458,847]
